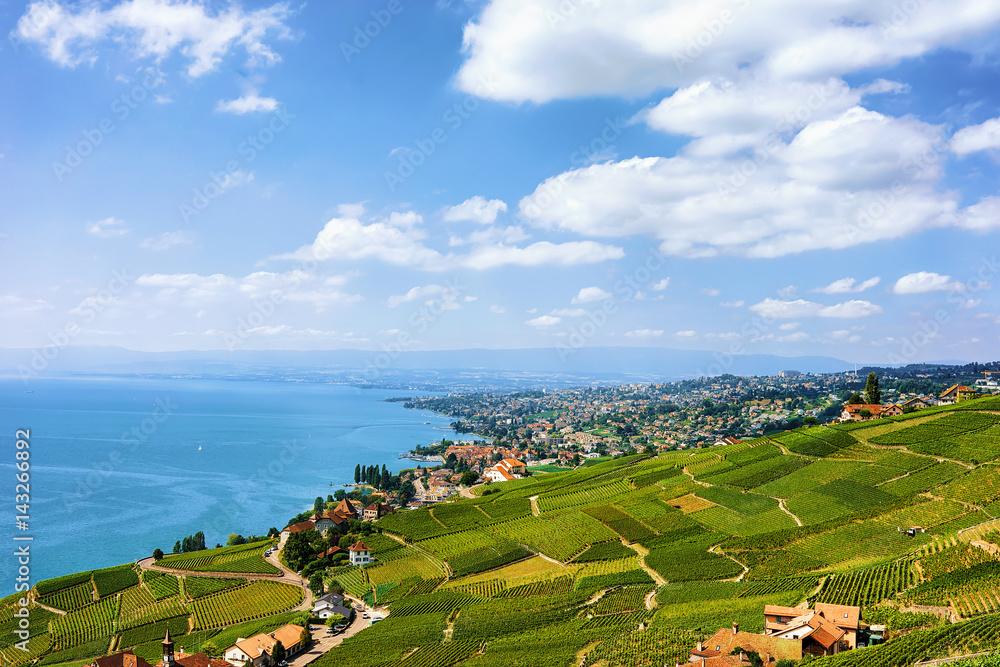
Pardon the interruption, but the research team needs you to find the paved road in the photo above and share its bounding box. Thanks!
[289,601,389,667]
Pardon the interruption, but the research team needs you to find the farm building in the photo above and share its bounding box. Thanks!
[223,624,305,667]
[691,603,862,663]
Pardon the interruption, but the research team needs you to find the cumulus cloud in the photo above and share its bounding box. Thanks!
[526,314,560,327]
[489,304,505,314]
[456,0,1000,103]
[216,92,278,114]
[649,278,670,291]
[893,271,965,294]
[777,332,810,343]
[720,300,744,308]
[15,0,293,77]
[518,108,956,258]
[387,284,452,308]
[272,204,622,271]
[86,217,129,237]
[951,116,1000,155]
[675,330,698,339]
[551,308,586,317]
[132,269,360,311]
[749,298,882,318]
[571,287,612,304]
[812,276,881,294]
[625,329,663,339]
[443,196,508,224]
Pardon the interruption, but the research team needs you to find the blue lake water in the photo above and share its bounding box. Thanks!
[0,376,455,585]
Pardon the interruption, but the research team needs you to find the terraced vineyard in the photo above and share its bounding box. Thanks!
[158,542,279,574]
[190,581,303,629]
[11,397,1000,667]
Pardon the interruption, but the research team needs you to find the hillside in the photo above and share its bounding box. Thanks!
[314,395,1000,667]
[7,395,1000,667]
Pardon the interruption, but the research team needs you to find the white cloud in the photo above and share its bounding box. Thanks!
[952,116,1000,155]
[777,332,810,343]
[86,217,129,238]
[779,322,801,331]
[272,204,622,271]
[443,196,508,224]
[571,287,612,304]
[518,106,957,258]
[893,271,966,294]
[140,230,193,251]
[459,240,622,269]
[489,304,505,314]
[387,284,449,308]
[216,92,278,114]
[649,278,670,291]
[749,298,882,319]
[675,330,698,339]
[16,0,293,77]
[817,300,883,318]
[812,276,881,294]
[133,269,360,311]
[625,328,663,339]
[526,314,560,327]
[272,205,446,270]
[777,286,798,298]
[457,0,1000,103]
[720,300,744,308]
[701,288,720,297]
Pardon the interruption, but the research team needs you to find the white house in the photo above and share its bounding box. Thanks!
[348,540,371,566]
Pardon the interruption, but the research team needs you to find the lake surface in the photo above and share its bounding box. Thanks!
[0,376,455,584]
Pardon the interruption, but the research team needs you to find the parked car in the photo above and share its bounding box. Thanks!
[333,623,347,633]
[362,613,369,619]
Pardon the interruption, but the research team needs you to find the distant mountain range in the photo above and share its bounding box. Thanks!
[0,345,853,381]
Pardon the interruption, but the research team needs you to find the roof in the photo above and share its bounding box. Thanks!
[499,458,526,468]
[318,546,341,558]
[703,628,802,662]
[93,651,155,667]
[334,498,358,517]
[764,605,806,618]
[229,625,304,660]
[348,540,370,552]
[364,502,390,512]
[282,520,315,533]
[487,466,515,481]
[814,602,861,629]
[842,404,883,414]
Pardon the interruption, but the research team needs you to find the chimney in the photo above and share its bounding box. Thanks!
[740,652,746,662]
[697,642,703,652]
[733,622,739,635]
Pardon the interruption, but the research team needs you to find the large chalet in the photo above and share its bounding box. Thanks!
[689,603,862,665]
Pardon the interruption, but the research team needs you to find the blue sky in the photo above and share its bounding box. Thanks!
[2,0,1000,366]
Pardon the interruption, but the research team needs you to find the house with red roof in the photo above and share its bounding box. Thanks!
[348,540,371,566]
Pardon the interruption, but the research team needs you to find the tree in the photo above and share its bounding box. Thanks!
[309,573,325,597]
[859,408,873,419]
[268,527,280,538]
[173,541,181,554]
[847,392,864,405]
[334,489,346,501]
[865,372,882,405]
[354,464,361,484]
[460,470,479,486]
[227,533,246,546]
[803,416,818,425]
[400,480,416,501]
[271,641,286,664]
[314,496,325,514]
[201,640,219,657]
[325,614,345,626]
[299,625,311,648]
[152,548,164,560]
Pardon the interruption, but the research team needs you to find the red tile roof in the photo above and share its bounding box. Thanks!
[92,651,155,667]
[283,520,315,533]
[348,540,370,552]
